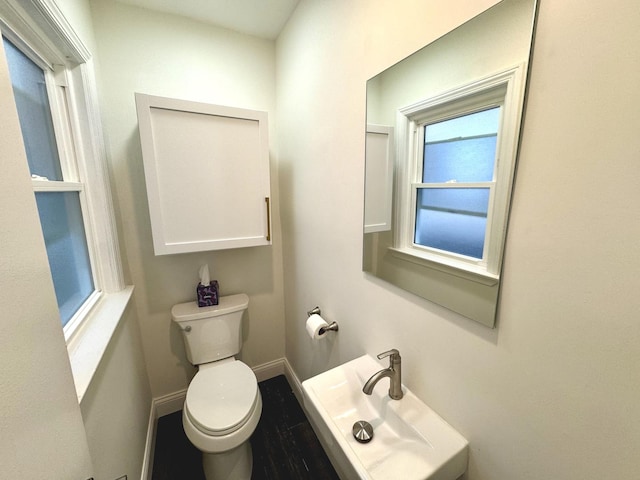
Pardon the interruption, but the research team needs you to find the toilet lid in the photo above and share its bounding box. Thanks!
[185,361,258,436]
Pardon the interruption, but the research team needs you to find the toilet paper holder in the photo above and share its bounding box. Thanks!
[307,306,339,334]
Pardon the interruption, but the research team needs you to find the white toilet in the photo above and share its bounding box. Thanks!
[171,293,262,480]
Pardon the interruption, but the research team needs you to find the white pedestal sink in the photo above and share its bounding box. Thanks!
[302,354,468,480]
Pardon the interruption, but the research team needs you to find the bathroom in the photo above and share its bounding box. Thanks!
[1,0,639,479]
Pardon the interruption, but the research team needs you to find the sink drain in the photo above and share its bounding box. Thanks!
[352,420,374,443]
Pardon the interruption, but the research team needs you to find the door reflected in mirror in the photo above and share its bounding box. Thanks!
[363,0,538,327]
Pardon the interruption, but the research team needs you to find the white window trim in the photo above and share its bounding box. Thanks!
[393,64,526,284]
[1,0,130,402]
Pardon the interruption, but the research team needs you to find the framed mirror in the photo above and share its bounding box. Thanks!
[363,0,538,327]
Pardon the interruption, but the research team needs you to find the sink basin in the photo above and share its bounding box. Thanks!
[301,354,468,480]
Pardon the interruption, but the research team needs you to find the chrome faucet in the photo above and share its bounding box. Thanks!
[362,349,403,400]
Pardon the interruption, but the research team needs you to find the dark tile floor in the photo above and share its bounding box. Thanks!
[152,375,339,480]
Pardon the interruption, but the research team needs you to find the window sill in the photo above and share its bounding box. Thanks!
[388,247,499,286]
[67,285,134,404]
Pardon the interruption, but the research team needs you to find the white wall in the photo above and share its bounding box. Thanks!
[54,0,96,52]
[80,303,152,480]
[89,0,286,399]
[277,1,640,479]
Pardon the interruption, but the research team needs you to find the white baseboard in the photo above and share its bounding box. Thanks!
[154,388,188,418]
[252,357,286,382]
[142,357,303,480]
[139,403,156,480]
[282,357,304,406]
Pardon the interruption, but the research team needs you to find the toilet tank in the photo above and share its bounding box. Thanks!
[171,293,249,365]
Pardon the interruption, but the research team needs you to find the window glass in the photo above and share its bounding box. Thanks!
[422,107,499,183]
[414,187,490,259]
[2,36,63,181]
[35,192,94,326]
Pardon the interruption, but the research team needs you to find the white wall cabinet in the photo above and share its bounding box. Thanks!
[364,124,394,234]
[135,93,271,255]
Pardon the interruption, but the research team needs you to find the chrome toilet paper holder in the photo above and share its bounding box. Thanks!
[307,306,339,334]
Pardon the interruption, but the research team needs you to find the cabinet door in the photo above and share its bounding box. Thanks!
[364,124,394,233]
[136,94,271,255]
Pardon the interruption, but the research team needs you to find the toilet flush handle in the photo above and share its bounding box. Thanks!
[183,325,192,332]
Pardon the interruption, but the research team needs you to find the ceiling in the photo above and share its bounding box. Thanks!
[115,0,300,40]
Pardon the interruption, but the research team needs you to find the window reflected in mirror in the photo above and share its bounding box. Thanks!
[415,107,499,259]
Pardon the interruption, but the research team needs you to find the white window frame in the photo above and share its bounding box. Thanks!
[393,65,526,284]
[4,32,103,335]
[1,0,130,401]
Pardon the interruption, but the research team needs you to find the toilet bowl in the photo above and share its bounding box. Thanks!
[172,294,261,480]
[182,359,262,479]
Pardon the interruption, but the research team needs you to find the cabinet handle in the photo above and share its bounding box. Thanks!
[265,197,271,241]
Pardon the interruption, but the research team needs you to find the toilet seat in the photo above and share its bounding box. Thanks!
[185,360,258,437]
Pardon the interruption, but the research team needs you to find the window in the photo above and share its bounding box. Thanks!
[394,66,525,281]
[415,107,499,259]
[1,0,126,339]
[2,0,129,401]
[3,35,97,331]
